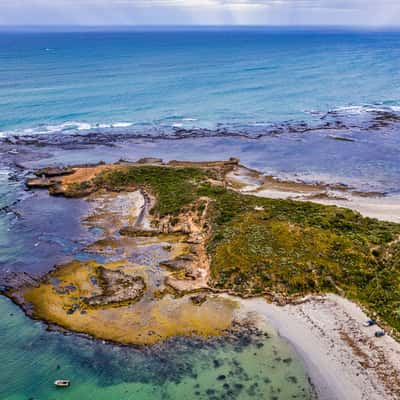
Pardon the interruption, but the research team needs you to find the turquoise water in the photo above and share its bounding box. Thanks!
[0,296,313,400]
[1,28,400,134]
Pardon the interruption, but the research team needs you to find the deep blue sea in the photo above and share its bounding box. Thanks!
[1,27,400,135]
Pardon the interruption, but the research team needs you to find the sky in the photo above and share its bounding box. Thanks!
[1,0,400,27]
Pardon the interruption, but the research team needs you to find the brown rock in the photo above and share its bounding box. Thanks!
[190,294,207,305]
[34,167,74,178]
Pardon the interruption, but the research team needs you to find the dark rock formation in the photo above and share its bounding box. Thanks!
[34,166,74,178]
[83,267,145,307]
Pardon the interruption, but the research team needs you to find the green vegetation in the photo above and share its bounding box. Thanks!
[88,166,400,333]
[93,166,208,217]
[204,186,400,333]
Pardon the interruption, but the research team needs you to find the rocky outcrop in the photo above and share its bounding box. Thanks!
[25,177,61,189]
[137,157,164,165]
[190,294,207,305]
[83,267,145,307]
[119,227,160,237]
[34,166,74,178]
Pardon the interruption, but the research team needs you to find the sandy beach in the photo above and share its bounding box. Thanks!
[239,294,400,400]
[227,166,400,223]
[256,189,400,224]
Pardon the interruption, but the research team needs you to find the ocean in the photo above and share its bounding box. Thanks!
[1,27,400,192]
[1,27,400,399]
[1,27,400,134]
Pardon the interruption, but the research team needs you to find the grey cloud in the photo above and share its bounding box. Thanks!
[0,0,400,26]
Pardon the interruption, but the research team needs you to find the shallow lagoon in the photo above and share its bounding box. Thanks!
[14,128,400,194]
[0,296,314,400]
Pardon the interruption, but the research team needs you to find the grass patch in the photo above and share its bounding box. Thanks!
[93,165,208,217]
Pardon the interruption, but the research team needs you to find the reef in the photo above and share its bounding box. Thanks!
[5,157,400,344]
[82,266,145,308]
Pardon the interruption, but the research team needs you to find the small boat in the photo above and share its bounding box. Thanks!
[54,380,70,387]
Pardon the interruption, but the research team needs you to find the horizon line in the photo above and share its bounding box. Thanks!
[1,24,400,31]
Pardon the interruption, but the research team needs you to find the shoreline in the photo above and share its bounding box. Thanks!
[226,166,400,223]
[2,103,400,144]
[10,287,400,399]
[6,283,400,399]
[238,294,400,400]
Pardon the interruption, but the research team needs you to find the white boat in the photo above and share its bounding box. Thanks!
[54,379,70,387]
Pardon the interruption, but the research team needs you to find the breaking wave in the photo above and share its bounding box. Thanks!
[1,104,400,140]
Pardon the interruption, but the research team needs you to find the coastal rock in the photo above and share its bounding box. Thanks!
[160,255,195,271]
[137,157,164,164]
[228,157,240,164]
[82,267,145,307]
[190,294,207,305]
[119,226,160,237]
[34,166,74,178]
[25,177,61,189]
[0,271,38,292]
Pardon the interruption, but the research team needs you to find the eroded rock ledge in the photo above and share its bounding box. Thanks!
[82,266,145,308]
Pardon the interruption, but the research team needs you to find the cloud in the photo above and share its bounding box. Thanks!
[1,0,400,26]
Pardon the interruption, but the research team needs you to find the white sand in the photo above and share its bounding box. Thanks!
[309,195,400,223]
[249,188,400,223]
[227,166,400,223]
[239,295,400,400]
